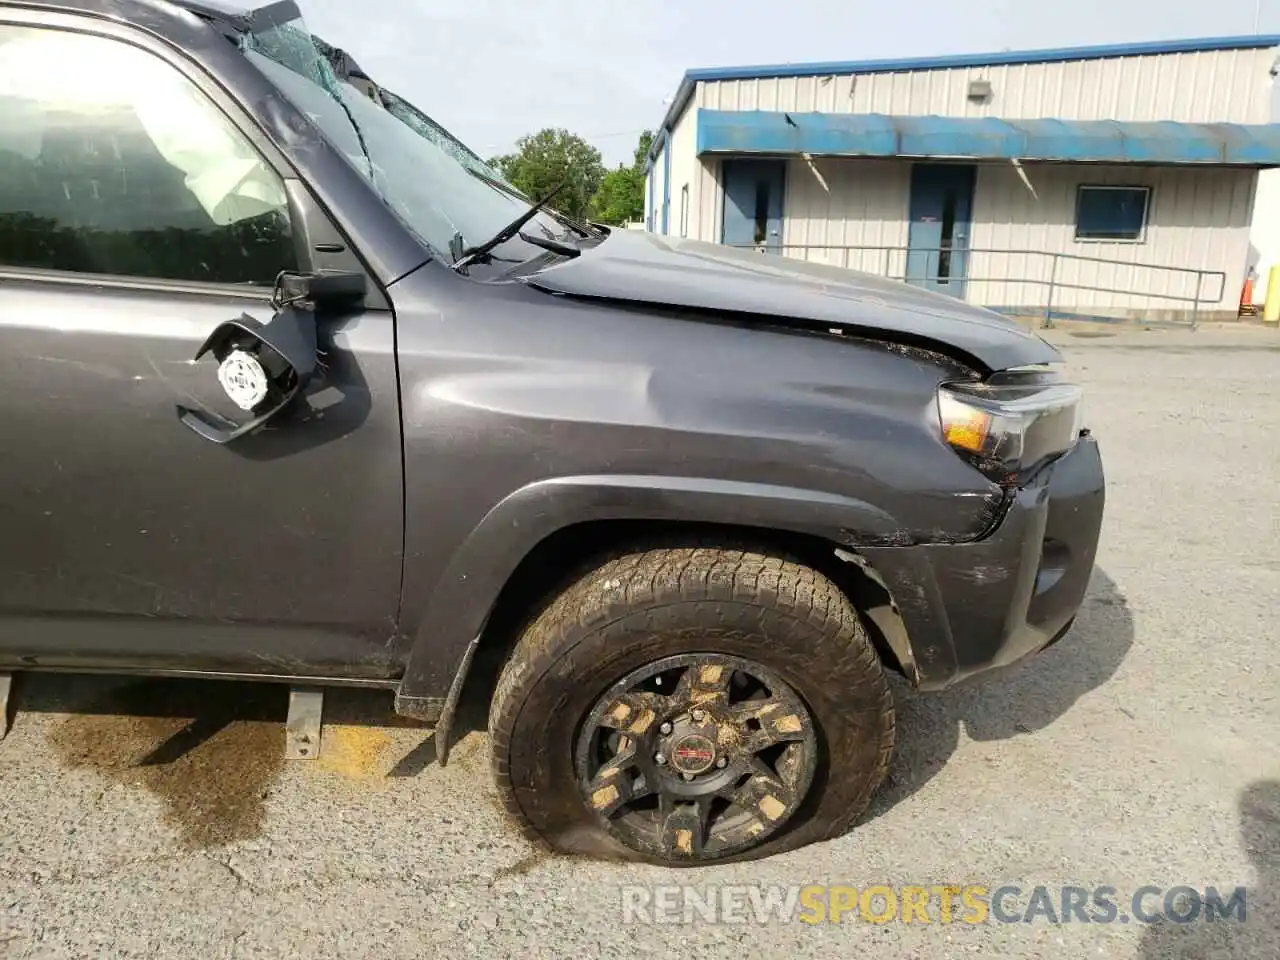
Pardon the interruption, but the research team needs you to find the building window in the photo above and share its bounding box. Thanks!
[680,184,689,238]
[1075,185,1151,242]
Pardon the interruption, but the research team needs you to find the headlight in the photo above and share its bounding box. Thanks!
[937,366,1084,483]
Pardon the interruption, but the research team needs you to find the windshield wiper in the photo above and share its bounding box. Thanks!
[452,183,565,272]
[461,167,599,241]
[516,230,581,258]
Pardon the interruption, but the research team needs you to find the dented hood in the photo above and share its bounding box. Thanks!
[529,231,1061,371]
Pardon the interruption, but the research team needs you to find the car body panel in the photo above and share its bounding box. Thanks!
[529,231,1063,372]
[860,435,1106,689]
[0,276,405,676]
[0,0,1107,720]
[0,2,407,675]
[385,263,1009,702]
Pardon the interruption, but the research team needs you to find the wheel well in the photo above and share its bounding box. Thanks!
[459,520,916,712]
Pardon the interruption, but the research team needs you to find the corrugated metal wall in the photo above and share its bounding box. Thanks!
[697,47,1276,124]
[968,163,1255,312]
[649,144,666,232]
[780,158,910,273]
[772,158,1253,314]
[674,47,1269,314]
[694,159,721,242]
[667,105,700,237]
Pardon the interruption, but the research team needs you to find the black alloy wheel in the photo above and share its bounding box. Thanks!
[574,653,819,860]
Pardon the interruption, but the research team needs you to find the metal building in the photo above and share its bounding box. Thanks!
[644,35,1280,323]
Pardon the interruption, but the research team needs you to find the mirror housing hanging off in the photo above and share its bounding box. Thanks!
[178,270,366,445]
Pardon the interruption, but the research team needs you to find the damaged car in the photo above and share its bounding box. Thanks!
[0,0,1104,864]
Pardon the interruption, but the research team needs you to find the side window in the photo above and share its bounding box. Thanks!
[0,24,297,285]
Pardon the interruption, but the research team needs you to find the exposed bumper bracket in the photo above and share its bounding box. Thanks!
[285,686,324,760]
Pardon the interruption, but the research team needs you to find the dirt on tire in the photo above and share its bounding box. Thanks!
[487,543,896,865]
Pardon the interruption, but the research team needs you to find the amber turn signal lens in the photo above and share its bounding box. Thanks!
[937,376,1083,482]
[937,389,997,457]
[943,410,992,453]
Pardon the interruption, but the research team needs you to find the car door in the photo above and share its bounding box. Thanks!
[0,17,404,677]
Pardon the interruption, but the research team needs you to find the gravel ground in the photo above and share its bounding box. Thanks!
[1,326,1277,959]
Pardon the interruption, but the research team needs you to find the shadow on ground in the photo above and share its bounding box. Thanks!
[7,565,1133,852]
[9,676,427,850]
[865,565,1135,821]
[1136,780,1279,960]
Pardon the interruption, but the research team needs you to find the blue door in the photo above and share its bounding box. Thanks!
[906,164,975,297]
[721,159,785,252]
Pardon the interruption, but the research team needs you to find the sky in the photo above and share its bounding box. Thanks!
[297,0,1280,167]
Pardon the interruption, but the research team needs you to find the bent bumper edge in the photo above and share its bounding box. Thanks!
[861,435,1106,690]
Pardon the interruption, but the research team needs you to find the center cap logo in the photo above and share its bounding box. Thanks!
[670,734,717,775]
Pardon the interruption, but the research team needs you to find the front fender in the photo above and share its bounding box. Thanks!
[394,473,903,708]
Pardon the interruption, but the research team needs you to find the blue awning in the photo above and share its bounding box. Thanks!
[695,109,1280,166]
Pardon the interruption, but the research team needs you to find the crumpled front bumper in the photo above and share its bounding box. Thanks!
[861,434,1106,690]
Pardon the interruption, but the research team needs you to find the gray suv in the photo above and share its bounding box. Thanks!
[0,0,1105,865]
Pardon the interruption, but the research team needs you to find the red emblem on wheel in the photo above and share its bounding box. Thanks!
[671,734,717,774]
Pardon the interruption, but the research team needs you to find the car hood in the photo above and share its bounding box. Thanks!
[528,230,1060,371]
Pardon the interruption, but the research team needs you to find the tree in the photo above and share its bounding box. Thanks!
[589,130,654,226]
[632,130,655,168]
[489,129,605,221]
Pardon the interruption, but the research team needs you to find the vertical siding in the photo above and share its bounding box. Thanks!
[968,163,1255,312]
[685,45,1268,315]
[780,159,911,275]
[696,157,721,242]
[649,144,666,233]
[642,168,651,230]
[699,47,1276,123]
[751,157,1252,314]
[666,95,699,238]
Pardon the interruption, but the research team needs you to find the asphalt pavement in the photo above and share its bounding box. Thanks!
[1,324,1277,959]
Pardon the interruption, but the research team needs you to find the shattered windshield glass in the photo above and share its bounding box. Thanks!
[240,13,561,268]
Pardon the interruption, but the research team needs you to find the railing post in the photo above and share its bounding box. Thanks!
[1044,254,1058,329]
[1191,271,1201,331]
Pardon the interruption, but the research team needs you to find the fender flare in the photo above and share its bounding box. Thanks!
[394,474,910,754]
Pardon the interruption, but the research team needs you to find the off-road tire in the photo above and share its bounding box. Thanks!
[488,544,896,865]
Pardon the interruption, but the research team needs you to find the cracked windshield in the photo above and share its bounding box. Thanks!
[242,12,579,271]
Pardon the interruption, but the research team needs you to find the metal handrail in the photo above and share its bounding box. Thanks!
[730,243,1228,329]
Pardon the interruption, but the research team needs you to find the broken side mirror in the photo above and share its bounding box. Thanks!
[178,270,366,445]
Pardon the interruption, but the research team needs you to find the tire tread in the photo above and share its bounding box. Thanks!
[488,542,896,861]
